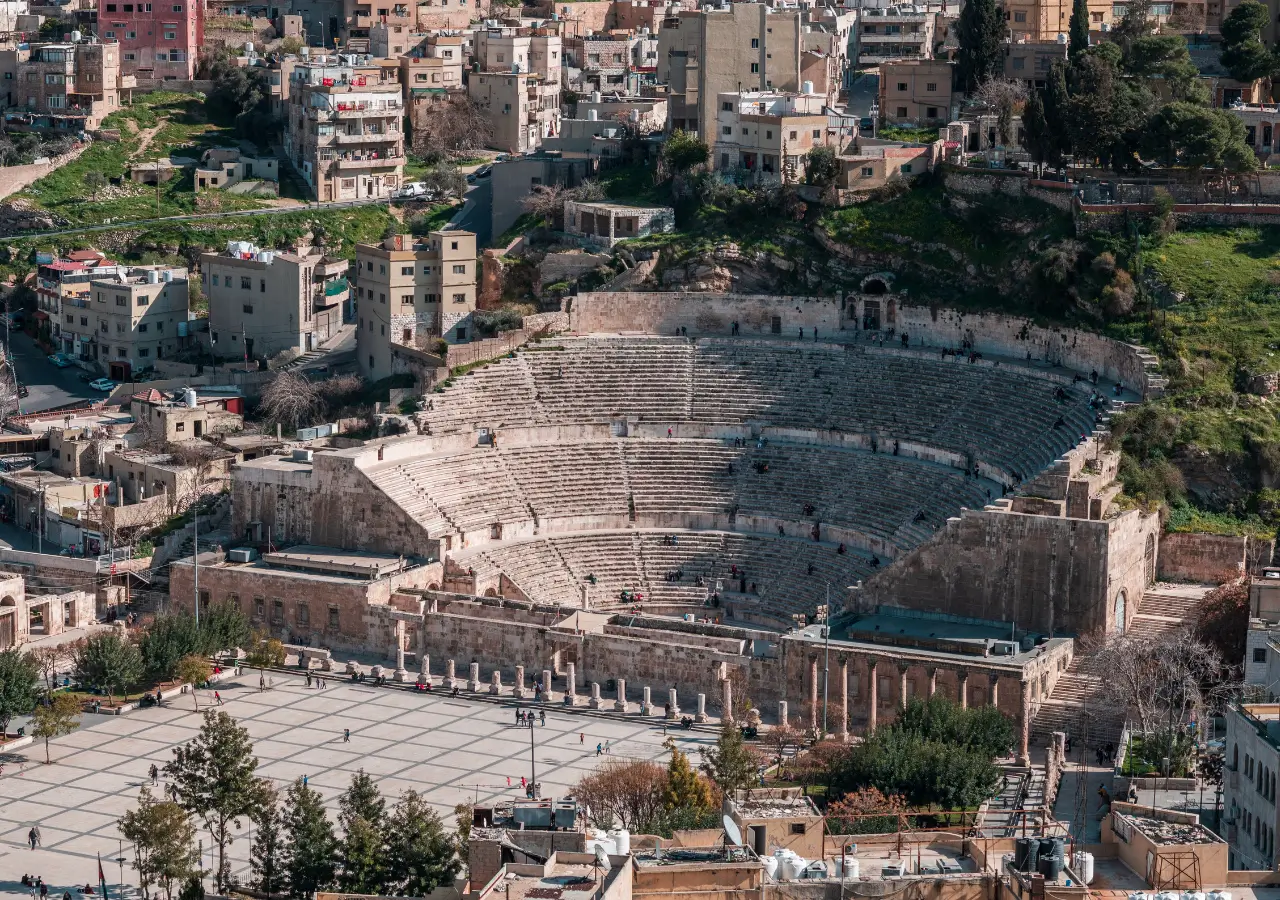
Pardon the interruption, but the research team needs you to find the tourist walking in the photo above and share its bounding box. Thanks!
[596,743,603,756]
[604,740,611,755]
[28,826,40,849]
[214,691,223,706]
[306,674,312,688]
[303,774,308,788]
[343,728,350,743]
[149,764,158,785]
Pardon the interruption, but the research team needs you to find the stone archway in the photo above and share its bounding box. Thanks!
[0,596,15,650]
[1114,589,1128,634]
[860,273,893,295]
[1145,533,1157,585]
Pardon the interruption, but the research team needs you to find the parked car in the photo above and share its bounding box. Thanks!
[47,353,72,367]
[395,182,429,199]
[88,378,116,392]
[475,164,493,178]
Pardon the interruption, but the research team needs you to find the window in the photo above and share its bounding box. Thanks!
[401,265,414,275]
[65,315,73,324]
[456,327,467,340]
[750,62,759,73]
[897,106,907,117]
[379,293,386,304]
[138,348,150,358]
[1014,10,1026,20]
[789,130,797,140]
[271,600,283,623]
[138,323,148,333]
[164,30,176,39]
[254,597,265,619]
[240,276,251,290]
[260,279,266,293]
[722,126,732,136]
[927,106,938,118]
[722,101,732,111]
[1013,56,1026,70]
[402,294,414,304]
[452,264,466,274]
[453,293,467,303]
[766,130,772,139]
[742,127,749,136]
[750,37,759,47]
[116,296,127,306]
[813,129,821,139]
[926,82,937,91]
[451,241,459,250]
[861,166,874,176]
[298,603,310,626]
[897,81,908,91]
[790,823,806,835]
[118,349,127,358]
[329,606,340,629]
[900,163,913,174]
[137,295,148,306]
[1256,647,1269,663]
[243,304,254,314]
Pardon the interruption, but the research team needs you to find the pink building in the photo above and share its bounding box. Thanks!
[99,0,202,80]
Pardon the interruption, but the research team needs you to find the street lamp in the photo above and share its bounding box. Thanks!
[817,598,830,737]
[527,717,538,798]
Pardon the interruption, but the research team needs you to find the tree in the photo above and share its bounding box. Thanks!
[140,613,202,683]
[760,722,802,771]
[283,776,338,897]
[453,803,473,874]
[251,782,287,898]
[826,727,1002,810]
[384,789,460,896]
[119,786,201,900]
[1041,61,1073,167]
[279,36,304,54]
[422,162,468,199]
[1081,627,1222,733]
[74,631,143,706]
[31,692,80,764]
[206,53,276,137]
[1068,0,1089,57]
[1124,35,1205,103]
[662,738,715,814]
[701,721,759,797]
[175,655,213,711]
[575,759,667,830]
[1022,91,1053,170]
[522,183,565,224]
[825,787,907,835]
[662,129,709,175]
[975,77,1029,146]
[337,770,388,893]
[1067,45,1156,169]
[409,94,493,161]
[1220,0,1275,83]
[0,648,40,736]
[83,171,107,202]
[245,633,286,678]
[956,0,1006,93]
[28,644,74,694]
[1141,102,1258,173]
[804,145,840,189]
[165,710,268,891]
[260,372,322,430]
[1196,580,1250,669]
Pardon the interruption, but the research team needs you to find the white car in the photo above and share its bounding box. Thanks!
[395,182,429,199]
[88,378,116,392]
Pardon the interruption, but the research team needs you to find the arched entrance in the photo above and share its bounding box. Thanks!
[1145,533,1157,585]
[1114,589,1127,633]
[0,595,15,650]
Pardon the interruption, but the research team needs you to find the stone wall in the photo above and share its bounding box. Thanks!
[0,143,89,202]
[859,506,1159,636]
[569,293,1161,398]
[1157,532,1249,584]
[942,167,1076,213]
[309,453,441,557]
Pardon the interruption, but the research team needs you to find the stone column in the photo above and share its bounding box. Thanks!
[1019,679,1032,765]
[514,665,527,699]
[809,657,819,731]
[640,686,652,715]
[695,693,708,723]
[958,669,969,709]
[838,657,849,740]
[468,662,481,692]
[490,670,502,695]
[666,687,679,719]
[589,682,604,710]
[393,621,409,682]
[778,700,789,728]
[542,669,553,701]
[928,667,938,697]
[564,663,577,706]
[417,654,431,687]
[867,659,879,733]
[989,673,1000,709]
[722,679,734,725]
[899,664,911,707]
[615,679,628,713]
[445,659,457,689]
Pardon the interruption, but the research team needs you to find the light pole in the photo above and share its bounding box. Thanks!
[817,598,830,737]
[193,498,200,626]
[528,717,537,797]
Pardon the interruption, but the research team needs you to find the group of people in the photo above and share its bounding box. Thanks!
[19,874,90,900]
[514,709,546,727]
[305,673,330,689]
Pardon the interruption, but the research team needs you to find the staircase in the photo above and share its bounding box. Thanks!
[279,323,355,372]
[1030,583,1209,747]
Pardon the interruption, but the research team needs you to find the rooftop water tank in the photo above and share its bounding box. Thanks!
[245,41,255,53]
[161,270,173,282]
[292,448,314,462]
[615,829,630,855]
[587,109,598,120]
[258,250,275,264]
[591,89,602,102]
[184,387,198,408]
[802,80,814,94]
[71,29,81,41]
[146,269,160,284]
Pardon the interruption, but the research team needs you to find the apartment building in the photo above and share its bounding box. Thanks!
[343,0,413,49]
[473,24,562,80]
[712,90,830,182]
[656,9,700,131]
[283,55,405,202]
[36,252,127,352]
[467,70,561,154]
[201,240,343,362]
[1225,702,1280,870]
[1002,39,1067,86]
[354,231,477,382]
[855,5,936,65]
[0,38,131,133]
[78,265,190,379]
[878,59,953,125]
[577,91,667,131]
[98,0,200,80]
[565,31,637,93]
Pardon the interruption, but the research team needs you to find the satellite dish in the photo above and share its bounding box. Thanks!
[594,845,611,869]
[723,814,744,847]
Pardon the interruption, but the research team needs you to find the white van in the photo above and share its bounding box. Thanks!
[395,182,429,199]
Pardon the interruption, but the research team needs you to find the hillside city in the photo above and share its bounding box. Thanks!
[3,0,1280,897]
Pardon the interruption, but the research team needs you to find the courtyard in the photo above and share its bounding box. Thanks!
[0,670,712,899]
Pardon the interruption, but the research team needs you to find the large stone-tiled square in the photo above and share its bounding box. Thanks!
[0,672,711,898]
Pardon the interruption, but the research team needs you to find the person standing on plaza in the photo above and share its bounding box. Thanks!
[344,728,350,743]
[28,826,40,849]
[149,764,158,785]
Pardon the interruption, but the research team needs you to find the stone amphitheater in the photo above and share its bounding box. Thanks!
[217,292,1186,759]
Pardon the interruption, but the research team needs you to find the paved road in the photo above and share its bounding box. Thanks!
[451,178,492,245]
[9,332,97,414]
[848,69,880,119]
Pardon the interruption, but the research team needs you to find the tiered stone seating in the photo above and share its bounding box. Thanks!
[497,444,630,521]
[623,441,740,517]
[395,453,529,535]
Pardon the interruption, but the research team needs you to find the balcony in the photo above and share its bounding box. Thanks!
[859,31,927,42]
[335,155,406,170]
[335,130,400,144]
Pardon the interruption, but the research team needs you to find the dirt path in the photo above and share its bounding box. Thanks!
[129,115,170,161]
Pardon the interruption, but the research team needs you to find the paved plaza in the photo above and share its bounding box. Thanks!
[0,671,711,899]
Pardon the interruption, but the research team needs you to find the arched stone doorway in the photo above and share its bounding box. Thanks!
[0,595,15,650]
[1114,589,1127,633]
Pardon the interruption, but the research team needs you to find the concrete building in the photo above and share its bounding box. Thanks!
[283,55,405,202]
[38,251,126,352]
[0,572,94,651]
[576,91,667,132]
[490,154,594,239]
[77,264,189,379]
[1225,702,1280,869]
[712,89,831,182]
[836,142,933,196]
[474,24,562,83]
[656,8,700,132]
[194,147,279,193]
[354,231,478,382]
[1002,39,1068,86]
[563,199,674,247]
[855,5,936,65]
[98,0,201,80]
[201,240,342,361]
[878,59,954,126]
[565,31,638,93]
[394,33,465,93]
[0,38,131,133]
[467,70,561,154]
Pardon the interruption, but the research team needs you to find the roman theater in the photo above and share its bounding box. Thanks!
[173,291,1170,764]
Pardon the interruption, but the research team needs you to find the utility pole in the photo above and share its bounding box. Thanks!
[37,484,45,554]
[819,593,830,736]
[193,499,200,625]
[528,718,537,797]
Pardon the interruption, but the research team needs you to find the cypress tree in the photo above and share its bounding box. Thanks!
[956,0,1007,93]
[1069,0,1090,57]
